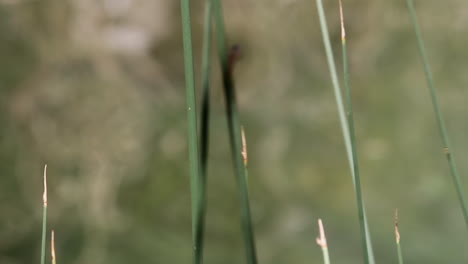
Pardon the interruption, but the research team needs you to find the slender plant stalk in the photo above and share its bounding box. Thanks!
[339,2,376,261]
[180,1,203,263]
[316,219,331,264]
[315,0,352,173]
[197,1,213,262]
[211,0,227,75]
[51,230,56,264]
[212,1,257,263]
[315,2,378,256]
[200,0,213,177]
[396,239,403,264]
[405,0,468,228]
[394,210,404,264]
[338,2,370,263]
[41,164,48,264]
[315,1,373,263]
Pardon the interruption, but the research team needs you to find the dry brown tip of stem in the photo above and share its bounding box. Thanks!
[339,0,346,41]
[43,164,48,206]
[394,208,400,244]
[316,218,328,249]
[241,126,248,166]
[51,230,56,261]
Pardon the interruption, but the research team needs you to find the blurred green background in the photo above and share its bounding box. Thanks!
[0,0,467,263]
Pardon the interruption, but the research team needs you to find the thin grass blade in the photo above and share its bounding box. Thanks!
[179,1,204,263]
[315,1,373,263]
[196,1,213,262]
[211,1,257,263]
[200,0,213,177]
[405,0,468,228]
[338,2,371,263]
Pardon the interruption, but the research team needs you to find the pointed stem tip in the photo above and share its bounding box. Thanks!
[51,230,57,264]
[51,230,56,258]
[316,218,328,249]
[339,0,346,41]
[394,209,400,244]
[43,164,48,207]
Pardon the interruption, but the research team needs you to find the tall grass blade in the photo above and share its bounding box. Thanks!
[394,210,404,264]
[51,230,56,264]
[338,2,370,263]
[197,1,213,262]
[200,0,213,178]
[338,2,376,261]
[179,1,204,263]
[405,0,468,228]
[41,164,48,264]
[316,219,331,264]
[315,1,373,263]
[315,0,351,169]
[212,1,258,263]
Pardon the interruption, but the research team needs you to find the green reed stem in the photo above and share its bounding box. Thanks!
[321,247,330,264]
[339,3,370,264]
[406,0,468,228]
[197,1,213,263]
[212,1,258,264]
[180,1,203,263]
[315,1,373,263]
[41,165,48,264]
[200,0,213,177]
[315,0,350,168]
[396,242,404,264]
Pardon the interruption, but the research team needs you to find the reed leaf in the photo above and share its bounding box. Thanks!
[406,0,468,228]
[339,3,371,263]
[197,1,214,263]
[211,1,258,263]
[179,0,204,263]
[315,1,373,263]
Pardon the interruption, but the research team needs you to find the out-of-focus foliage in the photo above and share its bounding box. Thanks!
[0,0,467,263]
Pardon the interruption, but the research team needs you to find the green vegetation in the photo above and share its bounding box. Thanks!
[405,0,468,228]
[1,1,468,264]
[180,0,204,263]
[315,0,372,263]
[340,2,373,264]
[197,1,213,264]
[212,1,258,264]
